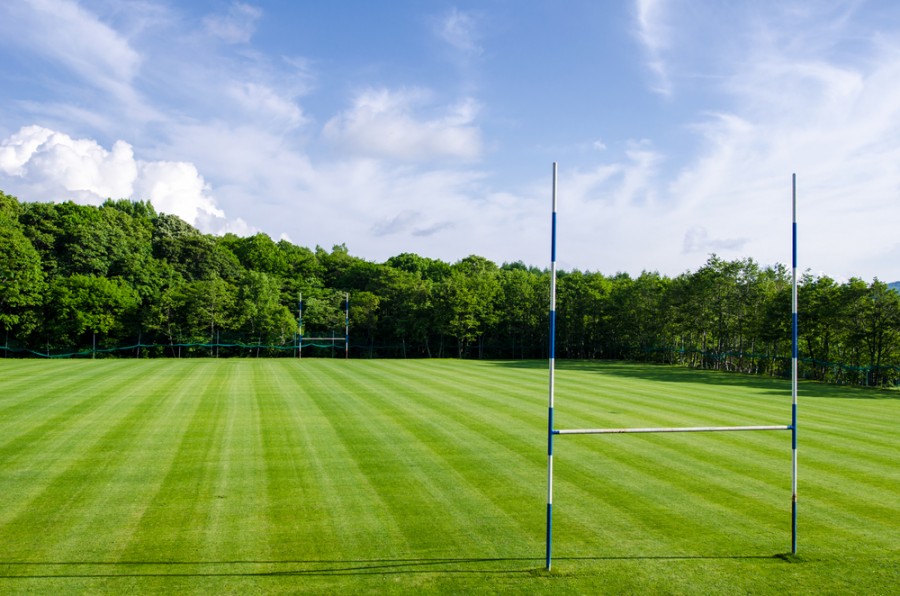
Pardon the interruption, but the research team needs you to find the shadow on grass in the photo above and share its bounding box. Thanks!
[488,359,898,400]
[0,554,792,579]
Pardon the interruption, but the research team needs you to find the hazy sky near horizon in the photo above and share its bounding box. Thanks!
[1,0,899,281]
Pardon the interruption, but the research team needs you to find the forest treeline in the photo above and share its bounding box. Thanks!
[1,191,898,386]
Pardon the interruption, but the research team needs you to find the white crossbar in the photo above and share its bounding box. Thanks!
[555,425,790,435]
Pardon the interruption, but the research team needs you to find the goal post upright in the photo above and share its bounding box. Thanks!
[791,173,798,554]
[545,162,558,571]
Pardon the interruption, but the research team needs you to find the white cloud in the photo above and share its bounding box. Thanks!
[0,125,54,176]
[633,0,672,96]
[0,125,135,200]
[227,82,308,129]
[682,226,748,255]
[203,2,262,44]
[660,10,900,281]
[0,0,142,105]
[436,8,482,56]
[0,125,236,231]
[134,160,222,224]
[322,88,482,161]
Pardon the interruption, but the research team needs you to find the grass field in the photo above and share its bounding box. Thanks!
[0,359,897,594]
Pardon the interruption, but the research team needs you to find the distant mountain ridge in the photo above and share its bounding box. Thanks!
[890,281,900,293]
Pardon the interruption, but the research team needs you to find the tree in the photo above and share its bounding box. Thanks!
[800,275,842,381]
[301,290,346,336]
[437,257,501,358]
[497,267,545,358]
[152,214,242,281]
[386,253,452,282]
[48,275,138,354]
[0,223,45,347]
[222,232,287,276]
[0,190,23,223]
[237,270,296,355]
[376,266,436,357]
[350,290,380,357]
[556,270,609,359]
[845,280,900,386]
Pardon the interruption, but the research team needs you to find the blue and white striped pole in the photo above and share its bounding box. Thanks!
[546,162,558,571]
[791,174,798,554]
[345,292,350,359]
[298,292,303,359]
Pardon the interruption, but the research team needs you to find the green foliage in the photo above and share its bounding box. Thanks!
[0,221,45,336]
[48,274,138,346]
[0,190,23,224]
[2,193,899,385]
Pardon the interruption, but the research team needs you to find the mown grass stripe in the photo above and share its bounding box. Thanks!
[0,361,174,541]
[360,363,549,542]
[0,361,167,452]
[552,432,788,557]
[13,362,208,565]
[301,362,486,556]
[115,362,240,562]
[281,360,411,559]
[0,359,897,594]
[323,362,542,557]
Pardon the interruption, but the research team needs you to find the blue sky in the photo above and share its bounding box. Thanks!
[1,1,899,281]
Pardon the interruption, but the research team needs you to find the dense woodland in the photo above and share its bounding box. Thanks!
[1,191,898,387]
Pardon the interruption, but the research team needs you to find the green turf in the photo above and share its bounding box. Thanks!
[0,359,897,594]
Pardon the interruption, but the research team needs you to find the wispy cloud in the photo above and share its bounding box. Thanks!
[227,82,308,129]
[633,0,672,96]
[372,210,421,237]
[203,2,262,44]
[0,0,144,110]
[322,88,482,161]
[658,3,900,279]
[682,226,748,255]
[436,8,483,57]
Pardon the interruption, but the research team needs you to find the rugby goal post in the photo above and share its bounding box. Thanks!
[544,166,799,570]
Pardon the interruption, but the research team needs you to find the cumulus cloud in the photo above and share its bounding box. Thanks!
[0,125,232,230]
[0,125,136,200]
[133,160,223,224]
[322,88,482,161]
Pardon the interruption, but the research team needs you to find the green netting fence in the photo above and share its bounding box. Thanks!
[0,340,347,359]
[2,338,897,388]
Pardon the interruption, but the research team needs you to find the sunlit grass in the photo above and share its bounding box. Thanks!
[0,359,897,594]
